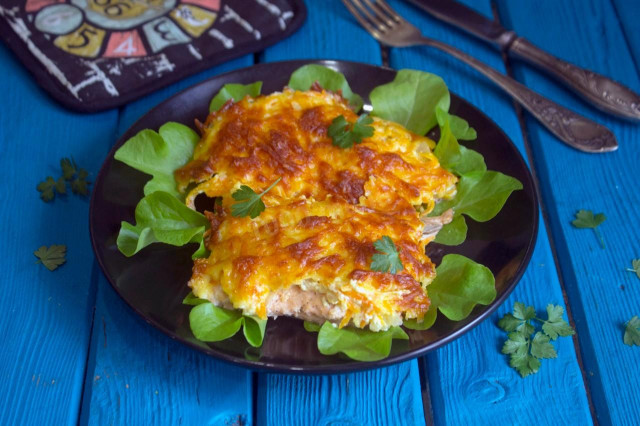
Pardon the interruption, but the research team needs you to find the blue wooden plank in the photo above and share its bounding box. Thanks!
[610,0,640,78]
[258,362,425,426]
[0,42,118,425]
[80,276,253,426]
[386,0,593,424]
[256,1,426,425]
[496,0,640,424]
[81,56,256,424]
[261,0,382,62]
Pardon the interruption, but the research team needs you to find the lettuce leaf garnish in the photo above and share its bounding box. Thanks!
[404,254,496,330]
[117,191,209,259]
[184,292,267,348]
[304,321,408,362]
[288,64,364,111]
[209,81,263,112]
[114,122,199,199]
[370,69,450,135]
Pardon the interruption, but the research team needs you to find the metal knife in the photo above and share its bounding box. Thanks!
[404,0,640,121]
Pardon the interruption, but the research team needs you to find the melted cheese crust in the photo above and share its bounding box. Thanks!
[176,88,457,331]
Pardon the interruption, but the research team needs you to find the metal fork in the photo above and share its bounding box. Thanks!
[342,0,617,153]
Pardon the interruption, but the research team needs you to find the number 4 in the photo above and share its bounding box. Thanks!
[113,35,137,55]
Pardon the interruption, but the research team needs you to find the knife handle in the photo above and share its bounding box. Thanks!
[509,37,640,121]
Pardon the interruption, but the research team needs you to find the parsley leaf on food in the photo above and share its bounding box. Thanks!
[626,259,640,279]
[34,245,66,271]
[624,316,640,346]
[370,236,403,274]
[499,302,574,377]
[328,114,374,149]
[231,177,281,219]
[571,210,606,249]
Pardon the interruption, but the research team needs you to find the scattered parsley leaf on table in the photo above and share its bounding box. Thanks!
[571,210,606,249]
[624,316,640,346]
[37,177,66,202]
[60,157,78,180]
[499,302,574,377]
[626,259,640,279]
[34,245,66,271]
[328,114,374,149]
[370,236,403,274]
[231,177,281,219]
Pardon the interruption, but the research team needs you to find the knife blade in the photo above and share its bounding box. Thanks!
[404,0,640,121]
[404,0,517,48]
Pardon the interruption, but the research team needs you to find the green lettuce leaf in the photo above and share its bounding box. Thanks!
[182,291,208,306]
[188,301,268,348]
[305,321,408,362]
[369,69,450,135]
[432,170,523,222]
[428,254,496,321]
[433,109,485,176]
[433,215,468,246]
[114,122,199,199]
[209,81,263,112]
[117,191,209,258]
[404,254,495,330]
[403,306,438,330]
[436,106,477,140]
[288,64,364,111]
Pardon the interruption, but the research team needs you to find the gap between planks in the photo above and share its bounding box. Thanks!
[490,1,599,424]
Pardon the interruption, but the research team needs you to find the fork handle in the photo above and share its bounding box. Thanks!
[509,37,640,121]
[419,37,617,153]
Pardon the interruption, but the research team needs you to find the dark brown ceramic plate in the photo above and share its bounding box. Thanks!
[89,60,538,373]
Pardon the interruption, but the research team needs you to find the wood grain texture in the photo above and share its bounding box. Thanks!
[611,0,640,70]
[496,0,640,425]
[260,0,383,62]
[257,362,425,426]
[386,0,592,424]
[0,42,118,425]
[80,56,256,425]
[256,2,426,425]
[81,276,253,426]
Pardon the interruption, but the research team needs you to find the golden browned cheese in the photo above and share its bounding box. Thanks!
[175,88,457,331]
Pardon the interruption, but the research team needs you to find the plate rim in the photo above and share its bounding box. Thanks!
[89,59,539,374]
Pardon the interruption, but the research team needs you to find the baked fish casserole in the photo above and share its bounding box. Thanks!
[174,87,457,332]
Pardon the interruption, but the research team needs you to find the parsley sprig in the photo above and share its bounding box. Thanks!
[498,302,574,377]
[626,259,640,280]
[328,114,374,148]
[34,245,66,271]
[37,157,90,202]
[624,316,640,346]
[571,209,606,249]
[231,177,281,219]
[370,236,403,274]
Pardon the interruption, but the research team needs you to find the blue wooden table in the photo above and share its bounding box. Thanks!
[1,1,639,424]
